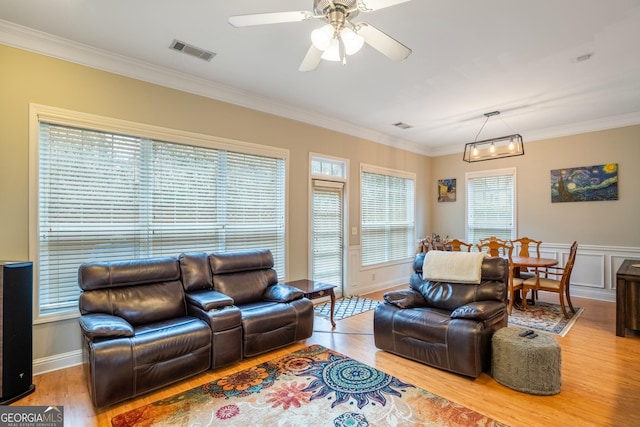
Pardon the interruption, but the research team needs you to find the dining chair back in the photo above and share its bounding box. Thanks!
[522,241,578,318]
[476,240,513,258]
[444,239,472,252]
[510,237,542,259]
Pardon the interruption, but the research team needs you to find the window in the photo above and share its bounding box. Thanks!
[360,165,415,266]
[32,107,287,320]
[466,168,516,243]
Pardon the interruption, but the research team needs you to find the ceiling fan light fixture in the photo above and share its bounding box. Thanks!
[321,38,341,61]
[311,24,334,50]
[341,27,364,55]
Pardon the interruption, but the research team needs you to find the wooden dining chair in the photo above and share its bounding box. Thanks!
[522,241,578,318]
[444,239,472,252]
[510,236,543,302]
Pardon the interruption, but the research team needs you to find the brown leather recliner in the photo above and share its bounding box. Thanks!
[374,253,508,377]
[207,249,314,358]
[78,257,211,407]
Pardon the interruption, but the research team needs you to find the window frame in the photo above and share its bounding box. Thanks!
[465,167,517,244]
[360,163,416,268]
[29,104,290,323]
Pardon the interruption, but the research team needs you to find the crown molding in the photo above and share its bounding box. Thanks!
[0,19,429,156]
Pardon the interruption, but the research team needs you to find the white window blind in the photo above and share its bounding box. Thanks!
[466,168,516,243]
[312,180,343,288]
[37,122,285,317]
[360,165,415,266]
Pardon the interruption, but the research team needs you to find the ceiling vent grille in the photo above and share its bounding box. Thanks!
[393,122,413,130]
[170,39,216,61]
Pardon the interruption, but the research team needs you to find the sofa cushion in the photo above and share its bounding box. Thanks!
[179,252,213,291]
[78,257,180,291]
[79,280,187,326]
[213,269,278,305]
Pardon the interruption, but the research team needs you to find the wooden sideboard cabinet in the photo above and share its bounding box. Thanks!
[616,259,640,337]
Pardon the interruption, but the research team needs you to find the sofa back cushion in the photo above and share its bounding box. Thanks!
[78,257,187,326]
[410,255,508,311]
[179,252,213,292]
[209,249,278,305]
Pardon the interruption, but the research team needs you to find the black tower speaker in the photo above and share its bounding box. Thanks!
[0,261,36,405]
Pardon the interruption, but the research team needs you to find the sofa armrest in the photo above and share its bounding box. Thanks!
[186,289,234,311]
[383,289,427,309]
[450,301,505,321]
[78,313,134,340]
[263,283,304,302]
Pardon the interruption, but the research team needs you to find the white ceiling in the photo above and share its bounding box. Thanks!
[2,0,640,156]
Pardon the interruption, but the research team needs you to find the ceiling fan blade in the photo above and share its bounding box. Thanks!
[299,45,324,72]
[358,23,412,62]
[357,0,413,12]
[228,11,313,28]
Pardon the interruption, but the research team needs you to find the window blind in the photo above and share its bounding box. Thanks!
[466,169,516,243]
[37,122,285,317]
[312,180,343,288]
[360,166,415,266]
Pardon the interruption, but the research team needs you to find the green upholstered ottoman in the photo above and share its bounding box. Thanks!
[491,327,561,395]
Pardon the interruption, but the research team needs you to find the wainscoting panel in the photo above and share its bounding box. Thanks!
[347,243,640,303]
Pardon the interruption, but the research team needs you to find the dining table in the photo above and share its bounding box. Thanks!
[508,255,558,313]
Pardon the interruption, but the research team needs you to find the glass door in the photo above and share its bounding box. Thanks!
[312,180,344,297]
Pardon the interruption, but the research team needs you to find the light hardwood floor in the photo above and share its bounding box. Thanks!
[16,288,640,426]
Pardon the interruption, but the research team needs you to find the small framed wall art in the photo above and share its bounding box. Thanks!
[550,163,618,203]
[438,178,456,202]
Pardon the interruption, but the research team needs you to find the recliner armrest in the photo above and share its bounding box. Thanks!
[78,313,134,340]
[383,289,427,309]
[263,283,304,302]
[186,290,234,311]
[450,301,505,321]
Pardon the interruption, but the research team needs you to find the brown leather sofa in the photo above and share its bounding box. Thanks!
[78,249,314,407]
[78,257,212,407]
[373,252,508,377]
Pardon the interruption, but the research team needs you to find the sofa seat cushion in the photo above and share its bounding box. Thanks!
[391,307,451,344]
[133,317,211,366]
[237,301,304,357]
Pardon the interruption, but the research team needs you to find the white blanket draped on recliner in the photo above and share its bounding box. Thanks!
[422,251,486,284]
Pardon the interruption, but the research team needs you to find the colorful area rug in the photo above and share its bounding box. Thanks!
[111,345,507,427]
[314,296,379,321]
[508,301,584,336]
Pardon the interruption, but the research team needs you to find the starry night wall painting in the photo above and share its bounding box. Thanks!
[551,163,618,203]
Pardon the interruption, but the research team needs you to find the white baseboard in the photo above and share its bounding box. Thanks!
[33,350,82,376]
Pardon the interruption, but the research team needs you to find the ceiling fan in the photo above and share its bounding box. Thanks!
[228,0,413,72]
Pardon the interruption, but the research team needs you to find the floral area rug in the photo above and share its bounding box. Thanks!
[508,301,584,336]
[111,345,507,427]
[314,296,379,321]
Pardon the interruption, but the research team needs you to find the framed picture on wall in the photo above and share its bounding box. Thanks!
[550,163,618,203]
[438,178,456,202]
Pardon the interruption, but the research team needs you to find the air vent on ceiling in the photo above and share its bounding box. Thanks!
[393,122,413,130]
[170,39,216,61]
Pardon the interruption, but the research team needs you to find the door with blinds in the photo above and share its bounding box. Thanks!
[312,180,344,297]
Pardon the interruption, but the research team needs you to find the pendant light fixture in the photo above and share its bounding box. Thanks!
[463,111,524,162]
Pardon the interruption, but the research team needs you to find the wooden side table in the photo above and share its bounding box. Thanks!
[616,259,640,337]
[285,279,337,328]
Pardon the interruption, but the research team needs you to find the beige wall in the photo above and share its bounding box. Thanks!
[430,125,640,247]
[0,45,431,363]
[3,43,639,367]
